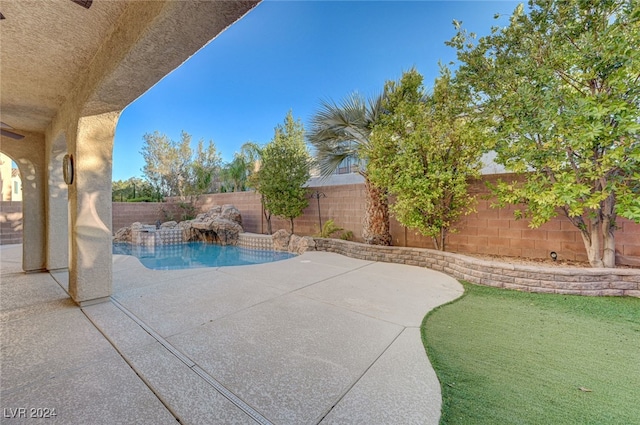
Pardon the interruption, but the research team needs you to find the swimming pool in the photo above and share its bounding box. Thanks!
[112,242,296,270]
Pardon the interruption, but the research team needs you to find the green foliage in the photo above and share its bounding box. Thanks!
[317,219,344,238]
[423,282,640,424]
[140,131,222,198]
[308,92,393,245]
[367,68,488,250]
[254,111,311,233]
[220,142,262,192]
[340,230,354,241]
[189,138,222,195]
[177,202,197,221]
[112,177,158,202]
[315,219,354,240]
[449,0,640,266]
[308,93,383,177]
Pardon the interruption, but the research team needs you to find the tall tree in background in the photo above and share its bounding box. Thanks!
[190,138,222,195]
[112,177,156,202]
[308,93,392,245]
[449,0,640,267]
[220,142,263,193]
[140,131,190,197]
[256,111,310,234]
[140,131,221,198]
[222,153,249,192]
[368,68,488,250]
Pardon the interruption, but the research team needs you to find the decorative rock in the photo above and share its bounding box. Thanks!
[113,226,132,243]
[289,234,316,254]
[272,229,291,251]
[210,218,243,245]
[114,205,244,246]
[220,204,242,226]
[182,204,244,245]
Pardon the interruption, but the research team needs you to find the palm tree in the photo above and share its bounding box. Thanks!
[308,93,392,245]
[222,154,248,192]
[220,142,263,193]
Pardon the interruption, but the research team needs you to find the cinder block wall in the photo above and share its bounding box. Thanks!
[192,184,367,237]
[182,177,640,266]
[0,201,23,245]
[441,175,640,265]
[112,202,184,232]
[1,173,624,266]
[197,191,264,234]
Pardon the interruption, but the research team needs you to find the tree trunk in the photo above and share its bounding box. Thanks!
[265,212,272,235]
[431,230,446,251]
[261,194,272,235]
[290,218,295,234]
[362,176,392,246]
[579,217,604,268]
[602,221,616,268]
[602,193,617,268]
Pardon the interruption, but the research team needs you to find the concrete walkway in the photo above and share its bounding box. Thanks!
[1,244,463,424]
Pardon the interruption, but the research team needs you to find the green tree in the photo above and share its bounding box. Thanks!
[449,0,640,267]
[256,111,310,233]
[189,138,222,195]
[112,177,156,202]
[220,142,263,193]
[221,154,249,192]
[140,131,191,198]
[308,93,392,245]
[368,68,488,251]
[140,131,221,198]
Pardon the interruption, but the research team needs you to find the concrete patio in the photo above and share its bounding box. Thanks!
[1,244,463,424]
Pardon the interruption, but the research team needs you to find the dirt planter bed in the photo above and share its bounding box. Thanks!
[313,238,640,297]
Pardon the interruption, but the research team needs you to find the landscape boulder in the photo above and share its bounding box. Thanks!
[113,226,132,243]
[113,206,244,246]
[272,229,291,251]
[182,205,243,245]
[288,234,316,254]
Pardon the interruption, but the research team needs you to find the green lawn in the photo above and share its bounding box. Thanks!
[422,282,640,425]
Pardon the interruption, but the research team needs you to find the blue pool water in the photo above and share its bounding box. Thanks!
[113,242,296,270]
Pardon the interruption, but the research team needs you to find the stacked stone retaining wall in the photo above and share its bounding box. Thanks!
[314,238,640,297]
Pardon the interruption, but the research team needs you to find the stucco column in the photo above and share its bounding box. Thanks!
[1,132,47,272]
[46,135,69,270]
[67,112,119,305]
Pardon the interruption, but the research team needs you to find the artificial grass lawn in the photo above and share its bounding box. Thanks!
[422,282,640,425]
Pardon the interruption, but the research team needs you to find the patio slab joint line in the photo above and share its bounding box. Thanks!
[315,326,406,424]
[110,297,274,425]
[80,308,182,423]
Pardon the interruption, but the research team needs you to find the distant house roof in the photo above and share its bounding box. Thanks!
[305,172,365,187]
[11,168,19,178]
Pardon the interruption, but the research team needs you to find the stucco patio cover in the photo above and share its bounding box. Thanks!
[0,0,260,304]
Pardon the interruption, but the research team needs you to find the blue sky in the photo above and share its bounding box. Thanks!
[113,0,520,181]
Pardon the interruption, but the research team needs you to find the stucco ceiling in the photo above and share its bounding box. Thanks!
[0,0,130,133]
[0,0,260,136]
